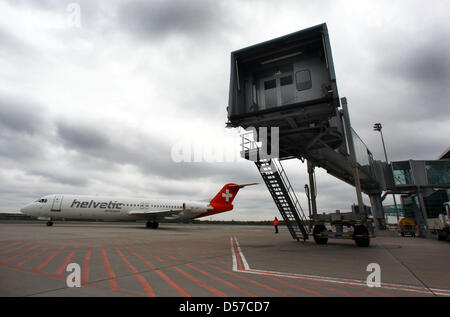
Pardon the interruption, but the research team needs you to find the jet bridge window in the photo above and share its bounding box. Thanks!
[263,79,277,108]
[295,69,312,91]
[392,161,414,185]
[280,76,293,86]
[280,75,294,105]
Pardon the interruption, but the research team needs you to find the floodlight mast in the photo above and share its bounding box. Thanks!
[373,123,399,222]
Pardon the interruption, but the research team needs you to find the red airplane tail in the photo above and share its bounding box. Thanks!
[194,183,258,218]
[209,182,259,213]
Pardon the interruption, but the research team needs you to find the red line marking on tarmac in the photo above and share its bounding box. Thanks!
[0,260,143,297]
[294,278,360,297]
[15,244,54,267]
[55,240,82,276]
[100,240,119,291]
[112,242,156,297]
[81,240,93,285]
[261,273,327,297]
[1,242,44,263]
[0,241,23,250]
[123,242,190,297]
[167,247,294,297]
[185,262,258,297]
[134,243,227,297]
[33,243,68,272]
[1,241,34,255]
[152,243,259,297]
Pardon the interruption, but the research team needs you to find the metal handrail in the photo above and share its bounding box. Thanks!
[273,159,308,223]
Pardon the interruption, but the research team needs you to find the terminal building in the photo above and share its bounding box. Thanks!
[388,148,450,227]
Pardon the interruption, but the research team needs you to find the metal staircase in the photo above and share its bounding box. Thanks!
[255,158,309,241]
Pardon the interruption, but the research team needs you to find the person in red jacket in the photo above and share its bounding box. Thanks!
[274,217,279,234]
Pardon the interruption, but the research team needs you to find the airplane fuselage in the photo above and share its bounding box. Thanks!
[21,194,211,221]
[20,183,258,227]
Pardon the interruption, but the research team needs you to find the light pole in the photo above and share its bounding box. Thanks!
[373,123,399,222]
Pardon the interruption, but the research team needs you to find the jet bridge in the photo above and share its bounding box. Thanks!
[226,24,388,245]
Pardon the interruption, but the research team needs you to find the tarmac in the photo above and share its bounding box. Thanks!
[0,221,449,297]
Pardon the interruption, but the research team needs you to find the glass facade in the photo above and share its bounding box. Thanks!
[384,205,406,218]
[424,189,449,218]
[425,161,450,185]
[351,128,371,167]
[392,161,414,185]
[401,195,419,219]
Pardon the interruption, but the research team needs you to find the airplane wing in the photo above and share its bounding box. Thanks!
[127,209,185,219]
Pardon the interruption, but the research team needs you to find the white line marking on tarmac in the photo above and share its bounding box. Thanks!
[230,236,450,297]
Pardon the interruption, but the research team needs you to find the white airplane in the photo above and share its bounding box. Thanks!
[20,183,258,228]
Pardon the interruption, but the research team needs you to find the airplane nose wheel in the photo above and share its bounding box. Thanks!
[46,221,53,227]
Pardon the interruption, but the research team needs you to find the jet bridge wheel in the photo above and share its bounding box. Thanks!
[353,225,370,247]
[313,224,328,245]
[437,228,449,241]
[146,221,159,229]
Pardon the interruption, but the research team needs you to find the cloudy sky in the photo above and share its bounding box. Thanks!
[0,0,449,220]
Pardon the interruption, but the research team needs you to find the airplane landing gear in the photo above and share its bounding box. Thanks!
[46,221,53,227]
[146,221,159,229]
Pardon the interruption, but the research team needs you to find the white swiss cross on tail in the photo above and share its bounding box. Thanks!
[222,189,233,202]
[210,183,259,209]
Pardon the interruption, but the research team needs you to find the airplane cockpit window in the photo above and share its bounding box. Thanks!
[35,198,48,203]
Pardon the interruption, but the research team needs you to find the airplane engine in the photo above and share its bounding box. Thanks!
[183,202,211,213]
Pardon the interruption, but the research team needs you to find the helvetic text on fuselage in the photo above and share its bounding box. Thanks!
[71,200,123,210]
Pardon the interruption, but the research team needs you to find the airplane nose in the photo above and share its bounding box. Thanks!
[20,204,33,215]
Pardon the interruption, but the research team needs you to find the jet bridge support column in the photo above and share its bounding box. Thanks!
[369,194,386,230]
[353,167,367,219]
[307,160,318,217]
[416,188,430,237]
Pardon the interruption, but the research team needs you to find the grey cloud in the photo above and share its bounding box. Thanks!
[5,0,108,32]
[55,119,257,182]
[57,121,111,152]
[383,36,450,88]
[0,27,32,57]
[26,168,88,187]
[0,96,50,165]
[0,135,44,164]
[0,96,48,135]
[368,25,450,121]
[117,0,228,41]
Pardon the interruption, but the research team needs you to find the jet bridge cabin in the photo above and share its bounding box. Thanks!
[227,23,340,139]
